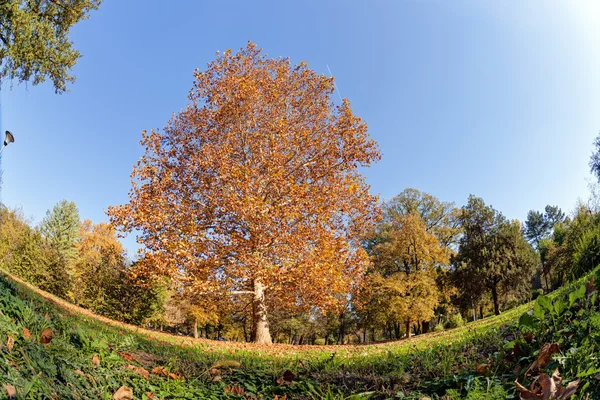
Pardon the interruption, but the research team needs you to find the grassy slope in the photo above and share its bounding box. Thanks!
[0,270,596,399]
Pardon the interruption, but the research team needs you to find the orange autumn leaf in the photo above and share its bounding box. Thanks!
[107,41,381,344]
[119,352,135,362]
[3,384,16,399]
[91,354,100,366]
[112,386,133,400]
[40,327,54,344]
[22,328,31,339]
[168,372,184,380]
[6,334,13,351]
[151,366,169,377]
[126,364,149,380]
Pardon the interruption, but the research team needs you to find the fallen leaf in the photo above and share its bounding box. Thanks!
[212,375,222,382]
[476,363,490,375]
[539,370,580,399]
[112,386,134,400]
[7,334,14,351]
[169,372,184,380]
[73,370,84,376]
[40,327,54,344]
[126,364,149,379]
[211,359,242,369]
[120,352,135,362]
[515,379,542,399]
[277,369,296,384]
[151,366,169,377]
[224,386,245,395]
[516,369,580,399]
[92,354,100,366]
[274,396,287,400]
[586,277,596,295]
[538,343,560,370]
[146,393,155,400]
[22,328,30,339]
[44,313,51,321]
[4,384,16,399]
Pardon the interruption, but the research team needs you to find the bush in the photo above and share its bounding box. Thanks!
[445,313,464,329]
[314,338,326,345]
[434,323,445,332]
[573,225,600,280]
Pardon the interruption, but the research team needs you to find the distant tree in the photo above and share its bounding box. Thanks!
[0,0,102,93]
[385,188,461,248]
[40,200,80,283]
[108,43,381,344]
[368,213,449,338]
[524,205,566,291]
[453,196,537,315]
[590,132,600,183]
[73,220,125,310]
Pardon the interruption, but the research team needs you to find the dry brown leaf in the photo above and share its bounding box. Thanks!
[515,379,543,399]
[224,385,245,395]
[22,328,31,339]
[476,363,490,375]
[119,352,135,362]
[73,370,84,376]
[126,364,149,380]
[44,313,51,321]
[516,370,580,400]
[7,334,14,351]
[538,343,560,370]
[274,396,287,400]
[277,369,296,385]
[169,372,184,380]
[92,354,100,367]
[112,386,134,400]
[4,384,16,399]
[586,277,596,295]
[40,327,54,344]
[151,366,169,377]
[212,375,222,382]
[146,393,155,400]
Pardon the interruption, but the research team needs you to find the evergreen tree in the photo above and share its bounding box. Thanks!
[40,200,80,280]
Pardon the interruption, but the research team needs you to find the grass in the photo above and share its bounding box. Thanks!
[0,269,598,399]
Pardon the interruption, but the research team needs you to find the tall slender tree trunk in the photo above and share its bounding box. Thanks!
[491,284,500,315]
[405,319,411,339]
[193,318,199,339]
[338,312,345,344]
[252,279,272,344]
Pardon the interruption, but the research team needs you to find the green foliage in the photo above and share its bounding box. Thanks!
[445,313,464,329]
[0,0,102,93]
[39,200,80,270]
[573,224,600,279]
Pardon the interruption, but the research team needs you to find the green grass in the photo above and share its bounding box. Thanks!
[0,270,598,399]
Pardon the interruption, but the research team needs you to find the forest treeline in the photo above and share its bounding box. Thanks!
[2,184,599,345]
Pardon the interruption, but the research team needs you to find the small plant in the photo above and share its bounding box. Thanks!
[445,313,465,329]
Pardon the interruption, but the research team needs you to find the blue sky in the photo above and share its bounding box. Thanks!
[1,1,599,256]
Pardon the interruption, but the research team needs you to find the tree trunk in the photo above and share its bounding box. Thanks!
[405,319,411,339]
[491,284,500,315]
[422,321,430,334]
[193,318,199,339]
[338,312,345,344]
[252,279,272,344]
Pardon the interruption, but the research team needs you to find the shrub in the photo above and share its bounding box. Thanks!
[434,323,445,332]
[314,338,326,345]
[573,225,600,280]
[445,313,464,329]
[532,288,544,300]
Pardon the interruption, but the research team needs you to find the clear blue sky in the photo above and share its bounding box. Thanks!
[1,1,599,256]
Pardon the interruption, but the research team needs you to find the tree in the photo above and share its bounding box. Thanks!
[108,42,381,344]
[0,0,102,93]
[385,188,461,248]
[524,205,566,291]
[453,196,537,315]
[368,212,449,338]
[40,200,80,285]
[590,132,600,183]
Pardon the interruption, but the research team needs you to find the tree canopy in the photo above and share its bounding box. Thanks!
[0,0,102,93]
[108,42,381,344]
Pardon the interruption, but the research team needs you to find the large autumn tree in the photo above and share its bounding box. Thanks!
[108,43,380,344]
